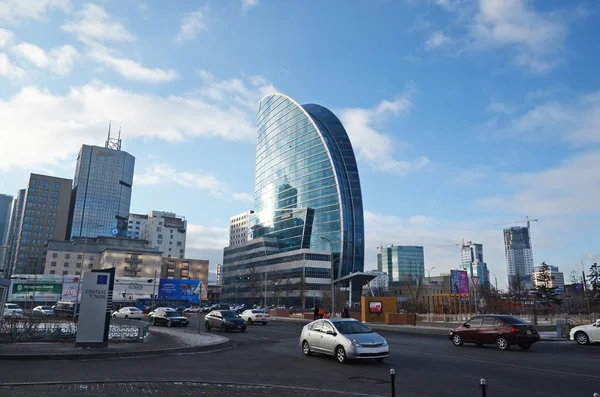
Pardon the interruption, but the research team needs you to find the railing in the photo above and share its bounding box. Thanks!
[0,317,149,342]
[416,313,598,326]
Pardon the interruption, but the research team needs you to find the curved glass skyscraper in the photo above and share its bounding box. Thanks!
[250,93,364,278]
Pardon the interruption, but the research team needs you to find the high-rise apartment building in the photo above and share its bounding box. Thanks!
[69,134,135,239]
[504,226,534,287]
[379,245,425,285]
[3,189,25,278]
[9,174,73,275]
[223,93,365,307]
[127,213,148,239]
[139,211,187,259]
[0,194,13,272]
[459,241,489,288]
[229,210,254,246]
[533,264,564,294]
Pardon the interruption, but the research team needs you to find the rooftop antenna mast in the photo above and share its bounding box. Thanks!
[105,121,122,150]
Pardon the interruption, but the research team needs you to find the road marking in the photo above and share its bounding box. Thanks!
[391,348,600,380]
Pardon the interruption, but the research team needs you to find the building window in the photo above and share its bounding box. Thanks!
[89,255,94,260]
[64,262,69,267]
[170,235,173,239]
[157,234,163,239]
[157,240,162,244]
[88,264,93,269]
[65,254,70,259]
[157,227,162,232]
[77,255,82,259]
[63,270,68,275]
[52,253,58,258]
[169,241,172,245]
[51,261,57,267]
[76,263,81,268]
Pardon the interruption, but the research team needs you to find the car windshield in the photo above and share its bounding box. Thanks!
[128,308,139,311]
[7,304,20,309]
[499,316,528,325]
[41,306,53,310]
[221,311,240,319]
[165,311,181,317]
[333,321,373,334]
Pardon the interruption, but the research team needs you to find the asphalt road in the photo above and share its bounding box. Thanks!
[1,315,598,397]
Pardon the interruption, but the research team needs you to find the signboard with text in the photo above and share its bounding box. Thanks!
[75,269,115,348]
[10,280,62,301]
[451,270,469,294]
[158,279,200,305]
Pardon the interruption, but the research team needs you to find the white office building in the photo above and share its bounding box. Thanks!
[504,226,534,287]
[229,210,254,247]
[533,264,565,293]
[133,211,187,259]
[367,271,389,294]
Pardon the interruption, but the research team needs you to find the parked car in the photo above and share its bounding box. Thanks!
[184,306,201,314]
[54,301,78,319]
[448,315,540,351]
[112,307,144,320]
[569,319,600,345]
[3,303,24,317]
[300,319,389,364]
[241,309,271,325]
[32,305,55,316]
[148,307,175,319]
[205,310,247,333]
[150,308,189,327]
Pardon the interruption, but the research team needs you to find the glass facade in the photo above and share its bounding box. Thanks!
[504,227,533,286]
[70,145,135,239]
[249,94,364,279]
[380,246,425,284]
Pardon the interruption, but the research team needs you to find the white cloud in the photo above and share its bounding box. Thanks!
[340,91,430,175]
[242,0,259,11]
[139,3,149,19]
[176,9,207,42]
[0,53,26,79]
[187,224,229,250]
[0,74,275,171]
[0,0,70,24]
[233,193,253,203]
[135,163,252,202]
[10,43,78,76]
[0,29,14,48]
[61,3,135,42]
[476,151,600,217]
[87,44,178,83]
[470,0,566,73]
[426,31,451,49]
[487,101,514,114]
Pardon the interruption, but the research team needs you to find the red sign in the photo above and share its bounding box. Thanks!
[471,276,479,287]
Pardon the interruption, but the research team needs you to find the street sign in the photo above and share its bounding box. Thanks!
[471,276,479,287]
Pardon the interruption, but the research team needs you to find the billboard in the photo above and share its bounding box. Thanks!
[369,301,383,313]
[451,270,469,294]
[158,279,200,304]
[61,277,81,302]
[10,279,63,301]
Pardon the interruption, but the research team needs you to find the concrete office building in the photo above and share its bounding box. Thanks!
[366,271,389,294]
[504,226,534,287]
[139,211,187,259]
[222,93,366,307]
[44,236,162,278]
[379,245,425,285]
[229,210,254,247]
[127,213,148,239]
[533,264,565,294]
[162,258,209,285]
[0,194,13,272]
[458,241,489,288]
[9,174,73,275]
[69,133,135,239]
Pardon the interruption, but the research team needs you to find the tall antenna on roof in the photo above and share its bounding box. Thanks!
[105,121,122,150]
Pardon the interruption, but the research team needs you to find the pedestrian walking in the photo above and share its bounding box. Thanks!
[313,305,319,321]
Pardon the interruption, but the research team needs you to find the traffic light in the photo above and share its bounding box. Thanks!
[121,292,126,298]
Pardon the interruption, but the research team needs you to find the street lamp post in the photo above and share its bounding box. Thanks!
[487,270,499,291]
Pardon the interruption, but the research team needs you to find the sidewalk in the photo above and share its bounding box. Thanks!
[0,382,384,397]
[0,327,230,360]
[273,317,570,341]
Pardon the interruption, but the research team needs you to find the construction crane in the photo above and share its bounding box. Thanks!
[436,238,470,249]
[494,215,538,229]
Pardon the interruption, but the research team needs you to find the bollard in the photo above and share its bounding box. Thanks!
[480,378,487,397]
[390,369,396,397]
[593,393,599,397]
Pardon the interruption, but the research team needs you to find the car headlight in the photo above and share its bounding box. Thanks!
[346,337,361,347]
[381,339,388,346]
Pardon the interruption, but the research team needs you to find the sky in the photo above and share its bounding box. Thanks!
[1,0,599,289]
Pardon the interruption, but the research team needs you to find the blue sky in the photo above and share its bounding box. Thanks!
[1,0,599,288]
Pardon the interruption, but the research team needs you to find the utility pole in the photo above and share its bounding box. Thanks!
[581,258,592,317]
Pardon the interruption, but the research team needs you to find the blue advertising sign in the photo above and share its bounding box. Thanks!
[158,279,200,305]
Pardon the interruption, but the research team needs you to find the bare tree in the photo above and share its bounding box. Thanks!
[569,270,582,285]
[508,274,530,312]
[404,277,425,313]
[246,266,263,305]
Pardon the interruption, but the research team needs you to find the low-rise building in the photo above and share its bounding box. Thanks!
[365,271,388,295]
[161,257,209,286]
[533,263,565,294]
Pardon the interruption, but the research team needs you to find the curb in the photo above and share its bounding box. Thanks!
[273,317,570,342]
[0,380,385,396]
[0,339,232,361]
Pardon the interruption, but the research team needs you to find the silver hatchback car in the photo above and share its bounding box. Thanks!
[300,318,389,364]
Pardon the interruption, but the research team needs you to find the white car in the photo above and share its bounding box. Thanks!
[112,307,144,320]
[569,319,600,345]
[149,307,176,319]
[33,305,55,316]
[3,303,24,317]
[241,309,271,325]
[184,306,200,313]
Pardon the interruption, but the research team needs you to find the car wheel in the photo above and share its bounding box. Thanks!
[151,318,156,326]
[575,331,590,345]
[336,346,348,364]
[262,322,267,326]
[302,340,312,356]
[519,344,531,350]
[241,327,246,333]
[221,324,228,333]
[452,334,464,346]
[205,322,211,331]
[112,314,116,318]
[124,315,129,319]
[248,318,253,325]
[167,321,172,327]
[495,336,510,351]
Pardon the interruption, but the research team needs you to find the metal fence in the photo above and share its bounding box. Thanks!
[0,317,149,342]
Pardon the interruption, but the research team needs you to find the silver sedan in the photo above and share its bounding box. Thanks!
[299,318,389,364]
